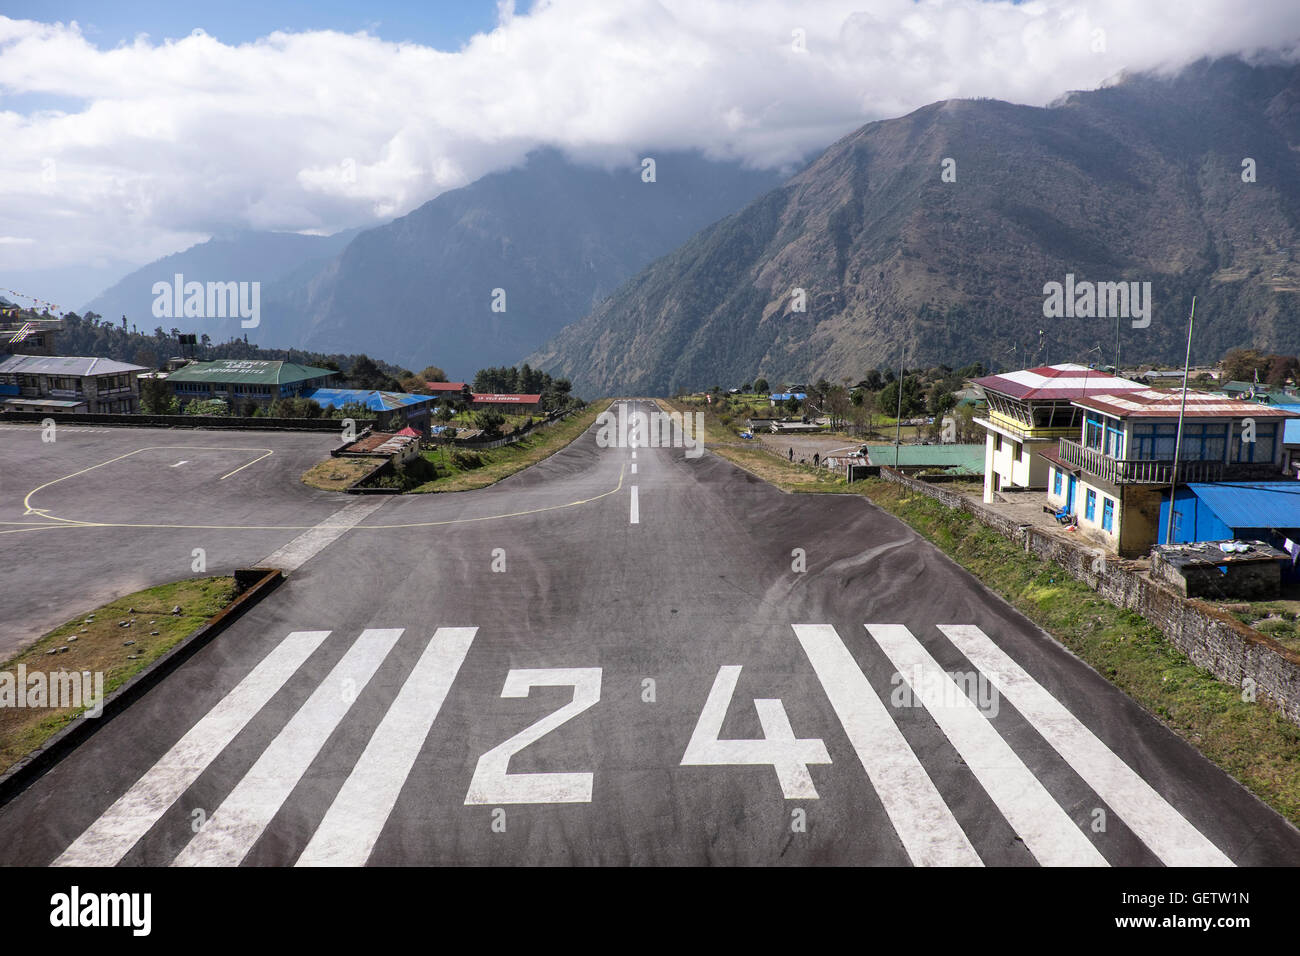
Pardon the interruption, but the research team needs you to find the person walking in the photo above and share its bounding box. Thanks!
[788,447,794,461]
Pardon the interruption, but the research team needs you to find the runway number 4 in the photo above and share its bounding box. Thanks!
[681,665,831,798]
[464,668,602,805]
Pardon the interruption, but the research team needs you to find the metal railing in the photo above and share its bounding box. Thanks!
[1057,438,1225,484]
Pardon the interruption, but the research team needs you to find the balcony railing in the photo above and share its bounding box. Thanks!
[1057,438,1225,484]
[974,417,1078,444]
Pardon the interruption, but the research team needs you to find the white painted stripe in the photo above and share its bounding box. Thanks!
[631,450,636,459]
[296,627,476,866]
[792,625,981,866]
[53,630,330,867]
[170,460,188,467]
[631,463,637,474]
[630,485,639,524]
[867,624,1107,867]
[938,624,1234,867]
[171,628,404,867]
[258,498,386,573]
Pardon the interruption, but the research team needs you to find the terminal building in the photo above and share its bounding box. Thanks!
[165,359,337,410]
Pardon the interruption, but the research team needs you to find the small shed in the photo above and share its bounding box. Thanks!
[1151,540,1288,599]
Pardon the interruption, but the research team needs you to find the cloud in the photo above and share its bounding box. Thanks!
[1,0,1298,278]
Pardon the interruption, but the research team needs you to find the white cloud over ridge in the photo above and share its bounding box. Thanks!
[1,0,1298,282]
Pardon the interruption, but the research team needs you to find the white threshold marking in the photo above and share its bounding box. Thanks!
[680,664,830,798]
[297,627,477,866]
[938,625,1234,867]
[172,628,404,867]
[630,485,639,524]
[866,624,1107,867]
[258,497,386,573]
[792,625,981,866]
[53,630,330,867]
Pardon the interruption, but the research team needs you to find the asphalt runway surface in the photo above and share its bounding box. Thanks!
[1,403,1298,866]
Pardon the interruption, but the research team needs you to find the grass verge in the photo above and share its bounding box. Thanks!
[0,576,238,775]
[686,399,1300,826]
[301,456,386,491]
[408,400,613,493]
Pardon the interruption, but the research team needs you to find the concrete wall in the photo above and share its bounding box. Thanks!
[0,410,377,431]
[878,467,1300,726]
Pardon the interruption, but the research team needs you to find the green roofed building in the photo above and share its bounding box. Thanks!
[166,359,337,410]
[865,443,986,475]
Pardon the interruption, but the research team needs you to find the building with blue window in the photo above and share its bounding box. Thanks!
[1041,388,1300,556]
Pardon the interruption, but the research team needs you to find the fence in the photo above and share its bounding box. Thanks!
[878,466,1300,726]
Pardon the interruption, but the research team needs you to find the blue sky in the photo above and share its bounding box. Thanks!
[3,0,503,50]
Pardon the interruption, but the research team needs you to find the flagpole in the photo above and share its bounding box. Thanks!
[1164,296,1196,546]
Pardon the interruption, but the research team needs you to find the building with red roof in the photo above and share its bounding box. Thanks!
[973,364,1145,503]
[470,393,542,411]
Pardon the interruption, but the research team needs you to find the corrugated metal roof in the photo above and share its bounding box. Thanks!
[867,444,985,473]
[0,354,145,376]
[1186,482,1300,529]
[1074,388,1300,419]
[302,388,434,412]
[166,359,334,386]
[973,364,1144,401]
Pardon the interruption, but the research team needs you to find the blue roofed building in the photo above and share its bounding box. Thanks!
[1160,482,1300,546]
[301,387,438,435]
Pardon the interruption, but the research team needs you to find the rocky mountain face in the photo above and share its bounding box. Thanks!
[529,57,1300,396]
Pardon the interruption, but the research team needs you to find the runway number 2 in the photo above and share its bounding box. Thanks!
[681,665,831,798]
[464,668,602,804]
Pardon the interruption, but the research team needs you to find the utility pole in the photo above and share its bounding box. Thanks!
[1164,296,1197,546]
[894,347,906,468]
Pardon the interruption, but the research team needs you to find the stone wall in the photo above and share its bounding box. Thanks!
[878,467,1300,725]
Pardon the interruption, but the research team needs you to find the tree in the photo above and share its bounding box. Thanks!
[754,377,769,394]
[928,387,957,417]
[474,409,506,438]
[1266,354,1299,387]
[420,365,447,383]
[139,376,177,414]
[1220,348,1270,384]
[879,376,925,419]
[785,396,801,415]
[823,385,852,431]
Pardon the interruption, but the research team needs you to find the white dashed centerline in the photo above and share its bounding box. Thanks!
[630,485,639,524]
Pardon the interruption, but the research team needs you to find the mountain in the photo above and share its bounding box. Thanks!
[79,150,783,379]
[272,150,784,377]
[83,229,360,339]
[528,57,1300,397]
